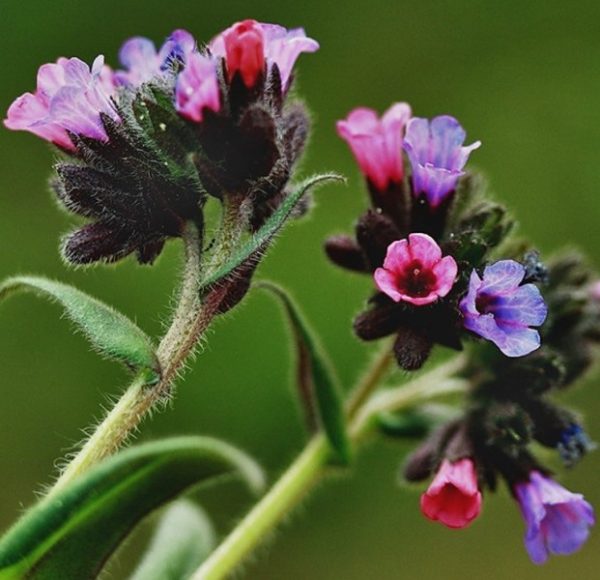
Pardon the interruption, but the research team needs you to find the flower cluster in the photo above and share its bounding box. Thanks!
[328,102,598,562]
[4,20,318,265]
[328,103,526,370]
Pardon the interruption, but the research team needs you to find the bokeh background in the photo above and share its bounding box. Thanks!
[1,1,600,578]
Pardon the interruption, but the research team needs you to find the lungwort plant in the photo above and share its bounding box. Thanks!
[1,18,598,579]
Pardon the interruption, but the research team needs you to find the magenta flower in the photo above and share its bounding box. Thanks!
[336,103,412,192]
[514,471,595,564]
[4,55,119,150]
[114,29,196,87]
[175,52,221,122]
[209,20,319,91]
[420,458,482,529]
[403,115,481,207]
[374,233,458,306]
[460,260,547,357]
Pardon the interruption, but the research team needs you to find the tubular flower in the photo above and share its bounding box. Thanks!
[374,233,457,306]
[175,52,221,122]
[4,55,118,150]
[420,458,482,529]
[209,20,318,91]
[460,260,547,357]
[114,29,196,87]
[514,471,595,564]
[403,115,481,207]
[336,103,411,192]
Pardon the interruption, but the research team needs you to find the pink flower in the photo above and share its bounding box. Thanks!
[175,52,221,122]
[420,458,482,529]
[374,233,458,306]
[336,103,411,192]
[209,20,318,91]
[4,55,118,150]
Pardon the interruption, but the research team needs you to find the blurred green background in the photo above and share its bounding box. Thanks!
[1,1,600,578]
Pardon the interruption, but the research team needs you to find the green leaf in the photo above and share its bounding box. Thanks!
[0,276,161,382]
[0,437,264,580]
[258,282,351,464]
[129,500,215,580]
[200,173,344,293]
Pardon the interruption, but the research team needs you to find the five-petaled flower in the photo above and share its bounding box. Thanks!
[514,471,595,564]
[403,115,481,208]
[4,55,118,150]
[114,29,196,87]
[374,233,458,306]
[420,458,482,529]
[209,19,319,91]
[336,103,412,192]
[460,260,547,357]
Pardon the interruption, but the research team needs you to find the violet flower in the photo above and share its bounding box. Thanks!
[403,115,481,207]
[514,471,595,564]
[4,55,118,150]
[460,260,547,357]
[420,458,482,529]
[336,103,412,192]
[114,29,196,87]
[374,233,457,306]
[209,19,319,91]
[175,52,221,122]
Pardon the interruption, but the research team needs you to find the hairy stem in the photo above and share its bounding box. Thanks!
[345,341,394,418]
[49,222,214,497]
[193,353,469,579]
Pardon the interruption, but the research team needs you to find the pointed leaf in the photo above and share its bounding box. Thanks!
[0,276,161,382]
[129,500,215,580]
[200,174,344,294]
[0,437,264,580]
[258,282,351,464]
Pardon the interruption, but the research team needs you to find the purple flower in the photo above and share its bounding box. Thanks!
[114,29,196,87]
[4,55,118,150]
[175,52,221,122]
[209,20,319,91]
[403,116,481,207]
[514,471,595,564]
[460,260,547,357]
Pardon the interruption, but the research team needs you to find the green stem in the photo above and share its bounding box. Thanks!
[192,437,330,580]
[345,340,394,418]
[49,222,209,497]
[193,353,469,579]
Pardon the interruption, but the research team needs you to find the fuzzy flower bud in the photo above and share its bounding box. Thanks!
[336,103,411,192]
[374,233,458,306]
[420,458,482,529]
[4,56,118,150]
[460,260,547,357]
[514,471,595,564]
[403,115,480,207]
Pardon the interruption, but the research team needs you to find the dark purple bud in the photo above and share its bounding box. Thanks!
[353,299,403,341]
[355,210,401,271]
[393,325,432,371]
[402,420,460,482]
[324,235,367,273]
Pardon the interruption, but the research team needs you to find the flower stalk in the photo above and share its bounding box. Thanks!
[193,352,469,579]
[49,220,217,497]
